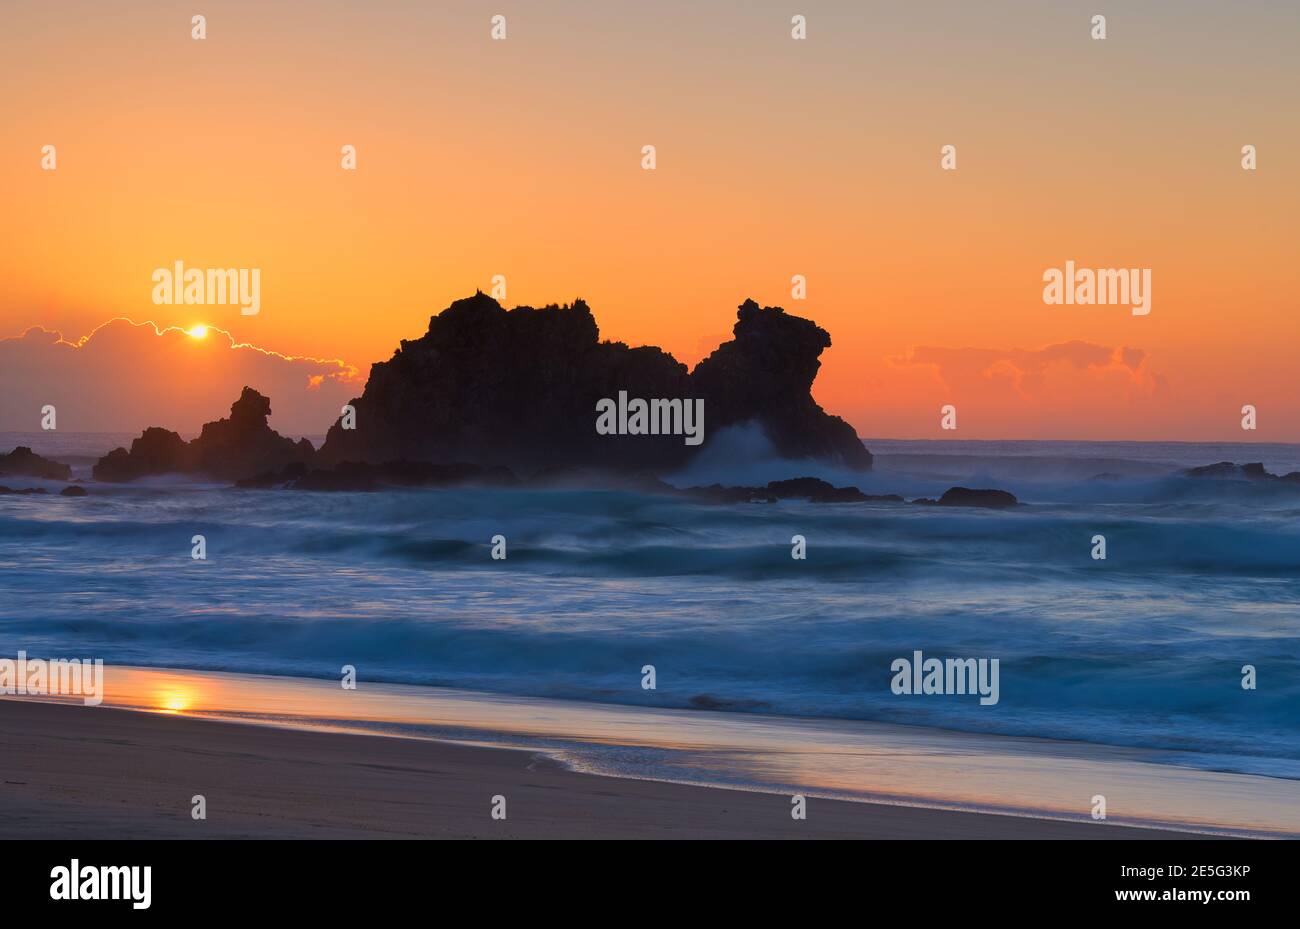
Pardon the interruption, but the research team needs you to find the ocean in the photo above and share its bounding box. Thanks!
[2,431,1298,783]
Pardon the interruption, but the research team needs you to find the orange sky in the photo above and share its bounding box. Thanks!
[2,0,1297,440]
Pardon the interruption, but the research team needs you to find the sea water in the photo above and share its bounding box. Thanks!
[1,432,1298,782]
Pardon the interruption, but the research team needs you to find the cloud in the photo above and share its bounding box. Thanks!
[0,318,362,436]
[890,339,1161,399]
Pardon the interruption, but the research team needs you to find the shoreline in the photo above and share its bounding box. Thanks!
[5,664,1297,838]
[0,699,1204,840]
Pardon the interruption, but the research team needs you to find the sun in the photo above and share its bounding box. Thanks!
[187,325,208,339]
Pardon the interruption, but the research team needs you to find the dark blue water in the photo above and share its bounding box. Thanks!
[2,432,1298,777]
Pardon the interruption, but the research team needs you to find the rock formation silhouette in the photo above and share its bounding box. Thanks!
[94,387,314,482]
[0,446,71,481]
[92,296,873,483]
[1185,461,1300,483]
[691,299,870,468]
[319,293,871,472]
[911,487,1020,508]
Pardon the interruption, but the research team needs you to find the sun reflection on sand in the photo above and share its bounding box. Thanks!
[151,685,198,714]
[80,664,1300,837]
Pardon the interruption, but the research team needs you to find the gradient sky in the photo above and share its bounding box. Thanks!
[2,0,1298,439]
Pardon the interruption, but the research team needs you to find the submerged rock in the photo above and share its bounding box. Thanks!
[1186,461,1243,478]
[1186,461,1300,483]
[0,447,71,481]
[765,477,880,503]
[933,487,1019,509]
[683,476,899,505]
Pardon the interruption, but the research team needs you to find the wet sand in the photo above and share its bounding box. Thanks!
[0,700,1196,839]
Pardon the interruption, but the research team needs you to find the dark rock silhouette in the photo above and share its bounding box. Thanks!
[0,486,48,495]
[93,428,188,482]
[187,387,316,479]
[684,477,900,505]
[93,297,872,485]
[0,447,71,481]
[916,487,1019,509]
[1186,461,1239,478]
[319,293,871,474]
[59,485,88,497]
[1186,461,1300,483]
[692,300,871,469]
[94,387,315,482]
[764,477,887,503]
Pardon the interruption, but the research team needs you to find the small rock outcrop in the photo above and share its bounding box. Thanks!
[764,477,888,503]
[1186,461,1300,483]
[684,477,901,505]
[0,447,71,481]
[93,428,188,482]
[93,387,315,482]
[925,487,1019,509]
[186,387,316,480]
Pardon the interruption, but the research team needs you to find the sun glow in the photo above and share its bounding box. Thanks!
[155,688,195,714]
[187,325,208,339]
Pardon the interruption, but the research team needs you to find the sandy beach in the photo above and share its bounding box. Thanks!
[0,699,1202,840]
